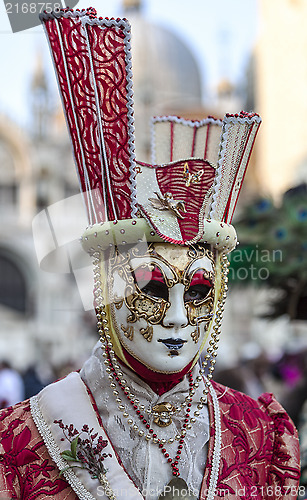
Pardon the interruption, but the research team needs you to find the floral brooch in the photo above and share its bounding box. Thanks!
[54,419,116,500]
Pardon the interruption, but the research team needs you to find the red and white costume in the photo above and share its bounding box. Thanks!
[0,351,300,500]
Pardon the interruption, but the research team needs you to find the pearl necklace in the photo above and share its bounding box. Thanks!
[102,341,199,477]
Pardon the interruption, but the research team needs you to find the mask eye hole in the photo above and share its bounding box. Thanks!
[140,280,169,301]
[133,265,168,301]
[184,284,212,304]
[185,270,213,304]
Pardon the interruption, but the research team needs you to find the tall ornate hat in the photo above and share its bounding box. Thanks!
[39,7,262,417]
[40,7,261,255]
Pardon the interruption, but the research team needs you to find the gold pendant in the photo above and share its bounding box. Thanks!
[152,402,176,427]
[159,478,198,500]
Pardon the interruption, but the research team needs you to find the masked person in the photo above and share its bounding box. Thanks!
[0,8,301,500]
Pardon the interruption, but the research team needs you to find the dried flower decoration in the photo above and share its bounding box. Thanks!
[54,419,116,500]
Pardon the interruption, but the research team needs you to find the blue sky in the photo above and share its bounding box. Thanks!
[0,0,258,127]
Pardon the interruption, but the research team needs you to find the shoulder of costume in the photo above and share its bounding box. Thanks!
[257,391,300,438]
[209,380,301,490]
[0,398,33,433]
[210,379,262,406]
[211,379,294,422]
[211,380,300,447]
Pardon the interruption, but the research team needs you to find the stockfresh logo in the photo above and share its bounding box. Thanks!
[4,0,79,33]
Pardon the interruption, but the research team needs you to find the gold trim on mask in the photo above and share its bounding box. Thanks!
[121,324,134,340]
[98,247,228,375]
[140,324,153,342]
[115,298,124,310]
[108,243,215,342]
[126,280,169,327]
[191,326,200,344]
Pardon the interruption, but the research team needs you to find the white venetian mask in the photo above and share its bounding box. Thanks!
[106,243,215,374]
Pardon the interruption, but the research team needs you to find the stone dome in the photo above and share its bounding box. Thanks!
[131,16,202,110]
[127,12,203,160]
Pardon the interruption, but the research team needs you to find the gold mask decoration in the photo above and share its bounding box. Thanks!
[109,243,215,335]
[106,242,216,374]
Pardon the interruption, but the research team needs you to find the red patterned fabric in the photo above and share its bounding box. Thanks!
[155,159,216,241]
[0,382,300,499]
[0,400,77,499]
[41,10,135,222]
[202,381,301,500]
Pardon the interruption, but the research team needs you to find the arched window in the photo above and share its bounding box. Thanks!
[0,255,27,313]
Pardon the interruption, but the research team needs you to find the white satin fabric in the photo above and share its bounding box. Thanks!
[80,342,209,500]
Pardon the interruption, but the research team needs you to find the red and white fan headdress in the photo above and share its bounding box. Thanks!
[40,7,261,254]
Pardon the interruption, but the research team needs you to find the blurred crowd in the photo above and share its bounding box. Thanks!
[0,359,78,407]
